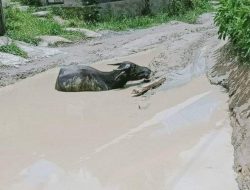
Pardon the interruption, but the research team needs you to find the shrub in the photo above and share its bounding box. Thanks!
[51,2,100,23]
[82,0,211,31]
[167,0,193,15]
[19,0,41,6]
[215,0,250,63]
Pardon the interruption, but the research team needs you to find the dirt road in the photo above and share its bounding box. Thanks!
[0,13,239,189]
[1,13,220,87]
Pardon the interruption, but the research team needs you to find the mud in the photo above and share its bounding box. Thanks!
[0,13,239,190]
[1,13,216,87]
[0,60,238,190]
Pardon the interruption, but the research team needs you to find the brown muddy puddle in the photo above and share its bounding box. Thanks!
[0,50,238,190]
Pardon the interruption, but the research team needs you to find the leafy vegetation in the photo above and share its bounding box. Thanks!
[53,0,212,31]
[0,43,28,58]
[19,0,41,6]
[5,8,85,45]
[4,0,211,46]
[95,0,211,30]
[215,0,250,64]
[50,6,100,23]
[86,7,211,31]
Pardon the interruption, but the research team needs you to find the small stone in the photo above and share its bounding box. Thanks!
[0,52,27,66]
[36,35,72,47]
[17,5,29,12]
[65,28,102,38]
[32,11,50,17]
[0,36,12,46]
[196,13,214,24]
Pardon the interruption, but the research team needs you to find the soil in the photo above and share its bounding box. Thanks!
[0,13,240,190]
[208,50,250,190]
[1,13,217,87]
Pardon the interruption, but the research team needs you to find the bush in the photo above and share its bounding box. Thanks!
[81,0,211,31]
[167,0,193,15]
[50,3,100,23]
[215,0,250,62]
[166,0,210,16]
[19,0,41,6]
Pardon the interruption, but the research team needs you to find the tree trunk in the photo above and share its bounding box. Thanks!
[0,0,5,36]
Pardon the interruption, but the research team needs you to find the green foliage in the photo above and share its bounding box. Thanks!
[82,0,100,22]
[19,0,41,6]
[141,0,151,16]
[167,0,193,15]
[5,8,84,45]
[166,0,210,16]
[215,0,250,63]
[5,8,62,44]
[51,0,209,25]
[81,0,212,31]
[0,43,28,58]
[50,4,100,23]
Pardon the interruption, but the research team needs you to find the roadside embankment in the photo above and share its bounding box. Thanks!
[209,46,250,190]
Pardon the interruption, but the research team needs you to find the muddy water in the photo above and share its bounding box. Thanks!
[0,51,238,190]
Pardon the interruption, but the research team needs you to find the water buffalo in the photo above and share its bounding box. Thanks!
[55,61,151,92]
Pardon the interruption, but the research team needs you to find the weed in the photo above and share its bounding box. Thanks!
[5,8,85,45]
[0,43,28,58]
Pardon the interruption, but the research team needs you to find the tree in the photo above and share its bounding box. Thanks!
[0,0,5,36]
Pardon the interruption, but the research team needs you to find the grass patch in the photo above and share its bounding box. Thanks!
[0,43,28,58]
[60,1,213,31]
[94,8,212,31]
[5,8,85,45]
[5,0,212,45]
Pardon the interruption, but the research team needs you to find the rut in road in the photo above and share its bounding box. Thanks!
[1,13,221,88]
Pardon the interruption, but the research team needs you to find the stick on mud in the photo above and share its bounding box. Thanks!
[132,77,166,97]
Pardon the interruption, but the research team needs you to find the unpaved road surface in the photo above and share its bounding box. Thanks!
[0,13,223,87]
[0,13,239,190]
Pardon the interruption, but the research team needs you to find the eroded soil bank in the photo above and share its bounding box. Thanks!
[0,13,239,189]
[209,51,250,190]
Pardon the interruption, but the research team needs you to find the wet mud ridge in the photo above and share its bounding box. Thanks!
[0,13,239,190]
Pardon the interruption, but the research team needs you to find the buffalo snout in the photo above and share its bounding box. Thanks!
[129,64,151,81]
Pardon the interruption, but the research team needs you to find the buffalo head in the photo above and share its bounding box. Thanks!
[110,61,151,81]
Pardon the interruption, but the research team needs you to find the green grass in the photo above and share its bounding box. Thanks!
[95,7,212,31]
[5,8,85,45]
[60,1,213,31]
[4,0,212,47]
[0,43,28,58]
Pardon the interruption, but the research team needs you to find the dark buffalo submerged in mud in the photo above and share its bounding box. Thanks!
[55,61,151,92]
